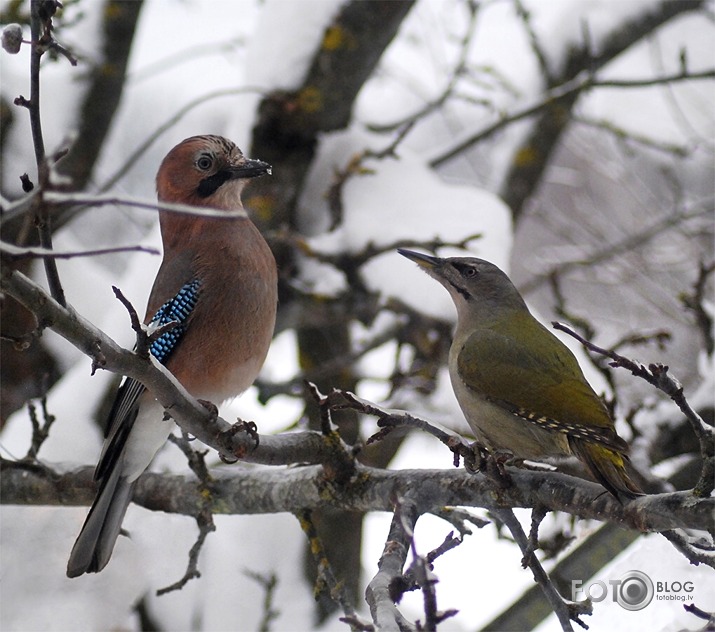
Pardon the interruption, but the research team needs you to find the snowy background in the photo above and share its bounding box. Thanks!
[1,0,713,630]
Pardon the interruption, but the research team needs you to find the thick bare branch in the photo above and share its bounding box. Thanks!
[2,460,713,534]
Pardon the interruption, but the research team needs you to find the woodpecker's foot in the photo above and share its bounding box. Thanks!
[458,441,489,474]
[484,449,514,489]
[496,451,525,469]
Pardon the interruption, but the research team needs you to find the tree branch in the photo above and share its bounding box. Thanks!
[0,267,338,466]
[494,508,589,632]
[499,0,706,221]
[0,241,159,261]
[365,498,418,632]
[3,267,711,534]
[28,0,65,306]
[2,459,713,534]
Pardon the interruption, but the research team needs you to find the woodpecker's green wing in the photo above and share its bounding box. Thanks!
[456,314,628,452]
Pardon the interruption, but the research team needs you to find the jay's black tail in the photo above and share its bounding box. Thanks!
[66,464,135,577]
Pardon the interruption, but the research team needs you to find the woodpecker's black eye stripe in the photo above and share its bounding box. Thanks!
[453,262,478,278]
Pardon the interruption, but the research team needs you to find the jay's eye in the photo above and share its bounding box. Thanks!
[463,266,478,278]
[196,154,213,171]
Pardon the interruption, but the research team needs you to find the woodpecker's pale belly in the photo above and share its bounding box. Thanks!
[448,362,571,460]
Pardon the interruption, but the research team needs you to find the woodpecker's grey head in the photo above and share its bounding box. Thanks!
[398,249,527,322]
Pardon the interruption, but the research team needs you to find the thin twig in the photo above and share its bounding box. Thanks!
[306,381,335,436]
[332,389,476,469]
[46,191,250,218]
[683,602,715,625]
[589,68,715,88]
[515,0,553,84]
[111,285,180,359]
[430,68,715,168]
[306,383,358,485]
[401,531,463,610]
[381,498,459,631]
[0,241,159,261]
[407,534,439,632]
[494,508,590,631]
[302,233,483,271]
[0,189,39,222]
[2,191,251,225]
[681,260,715,356]
[99,87,264,193]
[520,201,712,295]
[430,507,489,536]
[367,0,481,133]
[574,114,690,156]
[130,36,245,83]
[155,507,215,596]
[243,570,280,632]
[28,0,65,307]
[660,529,715,568]
[25,396,56,460]
[523,505,549,568]
[157,432,217,596]
[326,123,415,229]
[296,509,371,631]
[255,321,405,400]
[168,431,213,484]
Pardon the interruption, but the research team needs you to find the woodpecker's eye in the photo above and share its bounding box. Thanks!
[196,154,213,171]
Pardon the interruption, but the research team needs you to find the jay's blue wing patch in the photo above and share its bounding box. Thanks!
[96,279,201,480]
[148,278,202,364]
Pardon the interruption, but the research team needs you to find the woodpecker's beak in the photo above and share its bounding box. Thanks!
[398,248,442,269]
[230,158,272,179]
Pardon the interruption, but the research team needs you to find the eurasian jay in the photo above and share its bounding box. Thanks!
[67,135,278,577]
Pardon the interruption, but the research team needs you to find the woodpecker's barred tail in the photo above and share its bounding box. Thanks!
[569,438,643,501]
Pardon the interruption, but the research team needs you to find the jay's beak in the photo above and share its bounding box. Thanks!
[229,158,272,179]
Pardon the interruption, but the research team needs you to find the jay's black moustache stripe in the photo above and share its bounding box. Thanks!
[197,170,232,198]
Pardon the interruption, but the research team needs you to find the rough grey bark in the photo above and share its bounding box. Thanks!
[247,1,415,619]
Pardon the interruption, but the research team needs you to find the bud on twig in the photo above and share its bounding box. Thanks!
[2,24,24,54]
